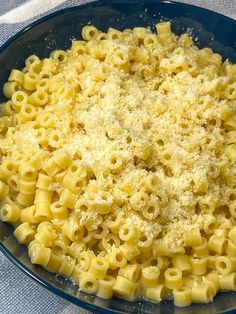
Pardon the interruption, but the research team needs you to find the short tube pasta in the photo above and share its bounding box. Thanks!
[88,257,109,279]
[0,204,20,223]
[8,69,25,84]
[58,255,76,277]
[191,283,215,303]
[164,268,183,290]
[113,276,135,299]
[79,272,98,294]
[96,275,115,299]
[29,244,51,267]
[145,284,165,302]
[141,266,160,287]
[12,91,29,111]
[13,222,35,244]
[173,287,192,307]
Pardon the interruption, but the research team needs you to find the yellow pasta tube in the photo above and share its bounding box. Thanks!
[208,234,226,255]
[173,287,192,307]
[172,255,191,272]
[28,239,41,256]
[45,252,63,273]
[97,276,115,299]
[23,72,38,90]
[113,276,135,299]
[7,175,20,192]
[36,78,49,91]
[77,251,94,272]
[70,265,82,284]
[63,174,85,194]
[204,272,220,295]
[51,50,67,62]
[42,159,61,177]
[51,235,68,256]
[29,89,48,106]
[19,163,38,181]
[3,81,20,98]
[67,242,85,259]
[0,180,9,199]
[164,268,183,290]
[52,149,72,169]
[35,225,57,247]
[141,266,160,287]
[11,91,29,112]
[93,223,108,240]
[118,224,137,242]
[16,192,34,206]
[34,189,53,204]
[228,226,236,244]
[29,151,49,170]
[25,55,40,67]
[191,283,215,303]
[13,222,35,244]
[219,272,236,290]
[8,69,25,84]
[90,191,113,214]
[34,202,51,220]
[82,26,99,41]
[36,173,53,190]
[0,160,17,178]
[79,272,98,294]
[29,60,43,74]
[0,204,20,223]
[144,34,158,48]
[226,239,236,256]
[29,244,51,267]
[19,179,36,195]
[184,229,202,247]
[156,21,172,34]
[118,264,141,283]
[59,188,77,209]
[20,205,39,224]
[88,257,109,279]
[153,239,171,256]
[119,243,140,261]
[1,101,15,116]
[62,219,83,241]
[145,284,165,302]
[189,257,207,275]
[58,255,76,277]
[109,247,127,269]
[50,202,69,219]
[101,234,120,252]
[193,238,209,257]
[226,64,236,76]
[215,256,236,275]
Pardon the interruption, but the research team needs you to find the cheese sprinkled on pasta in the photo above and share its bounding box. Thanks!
[1,22,236,306]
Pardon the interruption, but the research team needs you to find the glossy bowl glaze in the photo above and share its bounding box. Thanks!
[0,1,236,313]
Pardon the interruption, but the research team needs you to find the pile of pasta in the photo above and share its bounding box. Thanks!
[1,22,236,307]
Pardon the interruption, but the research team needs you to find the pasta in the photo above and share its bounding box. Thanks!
[1,21,236,307]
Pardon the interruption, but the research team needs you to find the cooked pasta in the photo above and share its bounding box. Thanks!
[1,22,236,307]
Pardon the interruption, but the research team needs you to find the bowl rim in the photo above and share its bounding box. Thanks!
[0,0,236,313]
[0,0,236,53]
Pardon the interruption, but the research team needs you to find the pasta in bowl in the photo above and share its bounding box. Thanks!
[0,1,236,313]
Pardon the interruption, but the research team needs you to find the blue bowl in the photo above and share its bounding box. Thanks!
[0,1,236,313]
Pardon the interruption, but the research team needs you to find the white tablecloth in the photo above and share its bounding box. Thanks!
[0,1,235,313]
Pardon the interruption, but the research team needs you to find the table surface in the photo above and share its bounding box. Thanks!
[0,1,236,313]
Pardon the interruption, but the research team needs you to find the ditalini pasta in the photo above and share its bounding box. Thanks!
[0,22,236,306]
